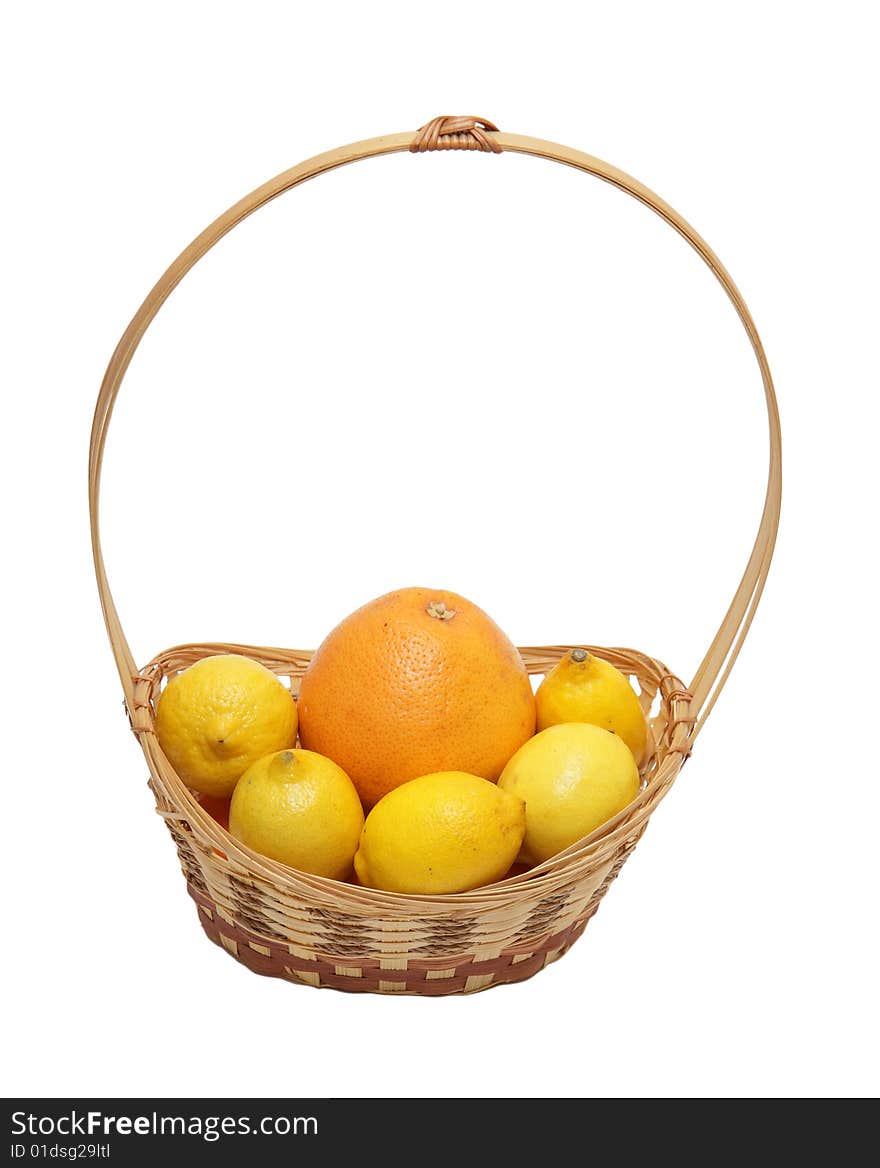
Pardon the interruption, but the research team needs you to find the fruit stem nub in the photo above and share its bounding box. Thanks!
[570,648,590,664]
[426,600,456,621]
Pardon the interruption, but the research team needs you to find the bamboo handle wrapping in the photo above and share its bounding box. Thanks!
[89,120,781,738]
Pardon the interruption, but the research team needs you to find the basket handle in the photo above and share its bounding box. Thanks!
[90,117,780,738]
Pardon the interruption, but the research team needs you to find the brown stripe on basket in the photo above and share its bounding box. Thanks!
[516,889,572,939]
[167,823,209,896]
[190,882,592,995]
[227,874,290,942]
[409,917,480,956]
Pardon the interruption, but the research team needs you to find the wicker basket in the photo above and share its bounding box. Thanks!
[89,115,781,995]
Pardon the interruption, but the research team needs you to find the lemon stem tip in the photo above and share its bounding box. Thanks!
[570,648,590,664]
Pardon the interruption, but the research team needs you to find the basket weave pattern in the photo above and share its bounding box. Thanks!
[91,116,780,994]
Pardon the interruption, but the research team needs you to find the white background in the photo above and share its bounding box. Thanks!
[2,1,877,1099]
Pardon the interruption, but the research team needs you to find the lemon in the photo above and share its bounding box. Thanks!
[155,654,297,797]
[499,723,640,864]
[229,749,364,878]
[536,649,648,765]
[354,771,525,894]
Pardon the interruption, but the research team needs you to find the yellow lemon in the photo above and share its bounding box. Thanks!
[229,749,364,879]
[155,654,297,797]
[535,648,648,765]
[499,723,640,864]
[354,771,525,894]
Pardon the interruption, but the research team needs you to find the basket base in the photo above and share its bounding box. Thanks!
[188,883,598,996]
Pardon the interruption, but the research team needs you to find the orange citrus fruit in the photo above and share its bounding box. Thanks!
[155,654,297,797]
[297,587,536,807]
[535,648,648,765]
[229,749,363,879]
[499,722,640,863]
[353,771,526,894]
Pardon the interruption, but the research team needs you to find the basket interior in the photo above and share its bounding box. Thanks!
[132,640,692,896]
